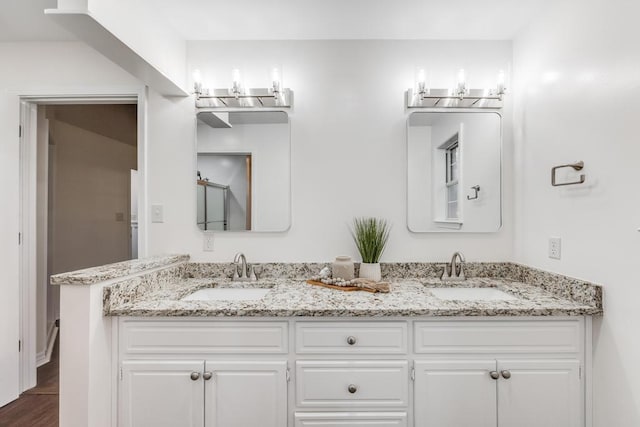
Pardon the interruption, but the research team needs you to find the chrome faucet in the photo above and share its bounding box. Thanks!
[233,252,257,281]
[441,252,466,281]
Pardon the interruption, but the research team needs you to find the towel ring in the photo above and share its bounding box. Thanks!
[551,161,585,187]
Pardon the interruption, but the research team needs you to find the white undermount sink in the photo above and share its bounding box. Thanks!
[181,287,271,301]
[428,287,517,301]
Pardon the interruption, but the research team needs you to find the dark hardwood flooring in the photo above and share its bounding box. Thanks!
[0,338,59,426]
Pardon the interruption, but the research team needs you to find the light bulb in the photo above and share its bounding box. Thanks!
[497,70,506,96]
[193,69,202,84]
[192,69,203,95]
[456,68,467,99]
[271,68,281,94]
[231,68,242,97]
[416,68,426,94]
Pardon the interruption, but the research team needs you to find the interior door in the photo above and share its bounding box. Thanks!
[414,360,498,427]
[204,360,287,427]
[497,359,581,427]
[120,360,205,427]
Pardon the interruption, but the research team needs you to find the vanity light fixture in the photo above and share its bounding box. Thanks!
[193,69,203,97]
[194,68,293,109]
[407,68,507,109]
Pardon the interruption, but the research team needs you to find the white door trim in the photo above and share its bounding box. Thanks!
[18,87,148,394]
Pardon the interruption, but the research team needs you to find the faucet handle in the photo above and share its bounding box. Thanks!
[440,265,450,280]
[248,265,257,281]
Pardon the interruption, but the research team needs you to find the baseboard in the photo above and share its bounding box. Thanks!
[36,322,59,368]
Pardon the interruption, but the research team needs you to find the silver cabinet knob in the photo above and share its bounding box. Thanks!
[346,336,357,345]
[348,384,358,394]
[203,371,213,381]
[501,370,511,379]
[489,371,500,380]
[190,372,201,381]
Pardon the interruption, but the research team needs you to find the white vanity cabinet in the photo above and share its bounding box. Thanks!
[414,359,581,427]
[120,359,287,427]
[118,320,289,427]
[413,320,584,427]
[116,317,589,427]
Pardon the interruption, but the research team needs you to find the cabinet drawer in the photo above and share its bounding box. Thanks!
[414,320,581,354]
[296,361,409,408]
[120,320,288,354]
[295,322,407,354]
[295,412,408,426]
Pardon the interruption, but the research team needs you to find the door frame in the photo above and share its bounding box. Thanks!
[18,88,148,393]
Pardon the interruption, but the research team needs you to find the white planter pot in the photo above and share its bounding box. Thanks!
[359,263,382,282]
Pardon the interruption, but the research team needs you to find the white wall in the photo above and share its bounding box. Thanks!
[148,40,514,262]
[48,119,137,273]
[513,0,640,425]
[0,41,139,405]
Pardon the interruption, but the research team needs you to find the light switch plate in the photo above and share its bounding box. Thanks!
[151,204,164,223]
[203,234,214,252]
[549,237,561,260]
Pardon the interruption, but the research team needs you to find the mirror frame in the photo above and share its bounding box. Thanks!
[406,110,503,233]
[195,109,292,233]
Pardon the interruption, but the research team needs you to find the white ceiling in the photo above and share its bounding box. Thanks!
[0,0,75,41]
[0,0,552,42]
[149,0,553,41]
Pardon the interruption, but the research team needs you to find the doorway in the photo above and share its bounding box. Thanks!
[17,98,141,402]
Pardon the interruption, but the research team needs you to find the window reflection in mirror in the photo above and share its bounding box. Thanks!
[196,111,290,232]
[407,111,502,232]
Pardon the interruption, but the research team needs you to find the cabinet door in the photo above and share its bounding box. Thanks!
[414,360,498,427]
[497,359,581,427]
[204,360,287,427]
[120,360,204,427]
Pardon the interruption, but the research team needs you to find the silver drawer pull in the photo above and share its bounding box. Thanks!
[203,371,213,381]
[346,336,357,345]
[190,372,200,381]
[489,371,499,380]
[501,370,511,379]
[348,384,358,394]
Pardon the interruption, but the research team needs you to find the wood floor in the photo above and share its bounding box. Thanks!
[0,340,59,426]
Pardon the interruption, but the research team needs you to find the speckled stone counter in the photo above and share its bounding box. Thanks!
[50,254,189,285]
[103,275,603,318]
[52,255,602,317]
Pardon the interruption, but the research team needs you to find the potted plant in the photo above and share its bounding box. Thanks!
[351,217,391,282]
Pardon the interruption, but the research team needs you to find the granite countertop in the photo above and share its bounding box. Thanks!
[50,255,189,286]
[104,277,602,317]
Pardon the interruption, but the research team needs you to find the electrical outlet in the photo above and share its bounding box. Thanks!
[549,237,561,260]
[203,233,214,252]
[151,204,164,223]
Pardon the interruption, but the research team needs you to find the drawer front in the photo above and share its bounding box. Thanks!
[296,361,409,408]
[414,320,581,354]
[295,412,408,426]
[296,322,407,354]
[120,320,288,355]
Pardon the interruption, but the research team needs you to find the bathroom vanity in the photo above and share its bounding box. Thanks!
[51,255,601,427]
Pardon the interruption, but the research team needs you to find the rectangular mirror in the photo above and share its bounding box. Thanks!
[196,111,290,232]
[407,111,502,232]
